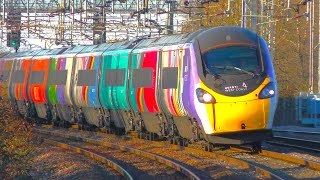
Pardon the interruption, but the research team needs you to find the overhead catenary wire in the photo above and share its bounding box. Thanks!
[0,0,313,52]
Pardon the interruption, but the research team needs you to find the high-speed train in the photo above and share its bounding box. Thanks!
[0,26,278,149]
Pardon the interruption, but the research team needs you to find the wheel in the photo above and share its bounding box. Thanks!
[251,142,262,154]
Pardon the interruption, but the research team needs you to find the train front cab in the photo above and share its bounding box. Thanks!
[191,27,278,145]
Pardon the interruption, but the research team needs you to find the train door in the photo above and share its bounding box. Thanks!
[100,52,127,130]
[11,54,33,116]
[72,52,102,127]
[129,49,161,135]
[28,52,51,120]
[0,55,14,100]
[47,46,84,125]
[156,46,194,139]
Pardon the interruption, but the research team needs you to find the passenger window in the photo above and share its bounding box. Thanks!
[162,67,178,89]
[48,70,68,85]
[105,69,125,86]
[132,68,153,88]
[77,70,96,86]
[12,70,25,83]
[0,70,9,82]
[30,71,45,84]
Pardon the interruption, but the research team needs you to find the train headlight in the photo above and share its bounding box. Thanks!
[259,82,276,99]
[196,88,216,104]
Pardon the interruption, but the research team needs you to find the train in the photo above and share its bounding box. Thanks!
[0,26,278,150]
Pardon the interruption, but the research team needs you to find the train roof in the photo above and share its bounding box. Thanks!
[2,26,259,58]
[79,45,98,53]
[2,52,18,59]
[134,29,205,49]
[16,50,41,58]
[61,46,87,54]
[93,43,113,52]
[195,26,259,53]
[35,48,67,56]
[0,52,9,58]
[106,39,142,51]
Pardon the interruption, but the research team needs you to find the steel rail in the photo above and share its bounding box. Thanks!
[142,140,284,180]
[36,127,284,179]
[229,146,320,171]
[272,129,320,135]
[267,141,320,153]
[44,138,133,180]
[269,135,320,153]
[35,128,201,180]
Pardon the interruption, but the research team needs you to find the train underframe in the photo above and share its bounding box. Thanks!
[17,100,271,152]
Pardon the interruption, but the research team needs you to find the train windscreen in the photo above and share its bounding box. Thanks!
[202,46,262,76]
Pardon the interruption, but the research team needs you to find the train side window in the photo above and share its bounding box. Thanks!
[12,70,25,84]
[105,69,125,86]
[132,68,153,88]
[48,70,68,85]
[77,70,96,86]
[30,71,45,84]
[0,70,9,82]
[162,67,178,89]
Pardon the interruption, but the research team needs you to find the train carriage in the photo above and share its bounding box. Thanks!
[99,40,140,131]
[27,48,67,122]
[48,46,86,125]
[10,51,41,116]
[72,44,112,128]
[0,53,14,100]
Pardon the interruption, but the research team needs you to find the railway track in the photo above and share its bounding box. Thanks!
[36,129,201,180]
[269,136,320,152]
[272,129,320,135]
[43,138,133,180]
[219,146,320,179]
[271,129,320,152]
[230,146,320,170]
[36,126,309,179]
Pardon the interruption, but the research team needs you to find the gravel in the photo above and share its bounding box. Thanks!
[38,127,273,179]
[29,139,123,179]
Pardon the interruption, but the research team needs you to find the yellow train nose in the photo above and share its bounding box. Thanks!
[213,99,270,133]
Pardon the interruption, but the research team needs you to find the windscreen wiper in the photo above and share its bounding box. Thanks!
[213,66,254,77]
[203,64,220,79]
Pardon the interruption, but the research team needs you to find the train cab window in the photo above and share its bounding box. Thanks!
[0,71,9,82]
[202,46,261,75]
[12,70,25,83]
[77,70,96,86]
[162,67,178,89]
[30,71,45,84]
[105,69,125,86]
[48,70,68,85]
[132,68,153,88]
